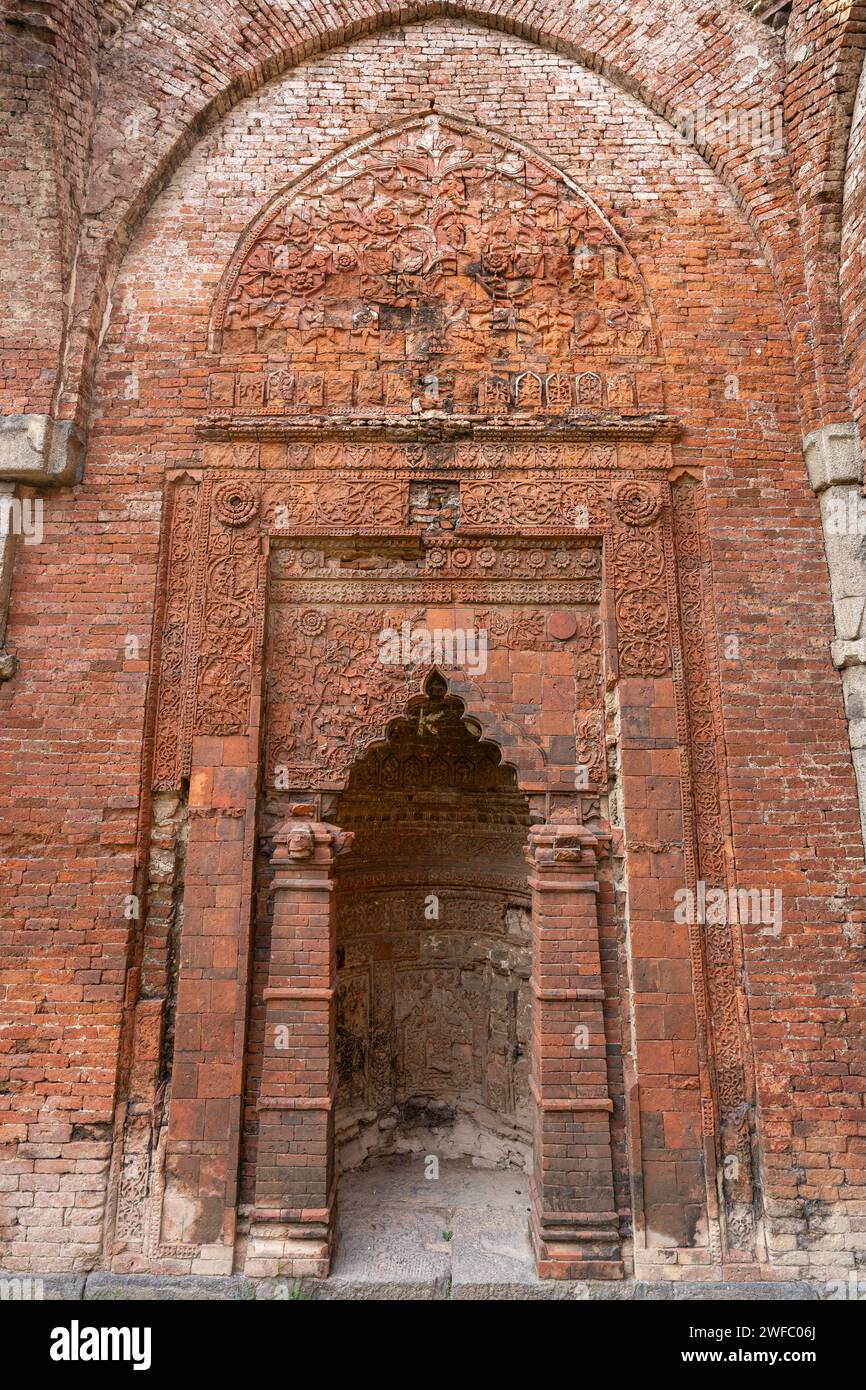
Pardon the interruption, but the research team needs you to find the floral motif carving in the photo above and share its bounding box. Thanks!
[272,580,601,605]
[212,113,657,417]
[191,479,262,738]
[265,480,404,529]
[612,520,671,678]
[613,478,661,527]
[154,466,674,781]
[264,585,602,791]
[473,609,547,650]
[460,479,608,528]
[153,479,200,790]
[266,604,419,785]
[213,479,258,527]
[576,710,607,789]
[672,477,755,1254]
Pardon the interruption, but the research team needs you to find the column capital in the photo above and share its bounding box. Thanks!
[0,414,84,487]
[270,805,354,873]
[0,417,85,682]
[803,421,863,493]
[525,813,609,874]
[832,638,866,671]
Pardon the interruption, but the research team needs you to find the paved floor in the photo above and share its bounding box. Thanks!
[329,1155,537,1298]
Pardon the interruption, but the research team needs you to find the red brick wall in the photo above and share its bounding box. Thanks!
[786,0,866,428]
[46,0,801,429]
[1,5,865,1280]
[0,1,98,415]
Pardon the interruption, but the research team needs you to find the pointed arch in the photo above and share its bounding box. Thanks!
[209,106,658,354]
[61,2,804,435]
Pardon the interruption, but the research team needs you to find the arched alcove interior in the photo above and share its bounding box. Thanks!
[331,671,533,1174]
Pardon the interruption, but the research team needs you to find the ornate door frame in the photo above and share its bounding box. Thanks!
[105,417,759,1282]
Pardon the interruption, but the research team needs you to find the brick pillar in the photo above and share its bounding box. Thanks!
[526,816,622,1279]
[246,807,353,1278]
[159,735,258,1274]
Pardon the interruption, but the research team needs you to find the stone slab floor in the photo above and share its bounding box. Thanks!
[330,1155,535,1299]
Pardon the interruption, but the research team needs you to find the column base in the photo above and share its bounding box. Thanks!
[244,1212,335,1280]
[530,1207,624,1280]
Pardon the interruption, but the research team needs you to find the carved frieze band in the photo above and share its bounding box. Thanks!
[671,478,756,1256]
[200,441,676,469]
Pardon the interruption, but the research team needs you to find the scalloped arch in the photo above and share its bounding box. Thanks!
[340,666,547,797]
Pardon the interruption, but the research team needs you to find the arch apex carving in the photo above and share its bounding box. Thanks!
[340,664,544,800]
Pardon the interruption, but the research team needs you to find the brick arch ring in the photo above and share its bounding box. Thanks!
[63,0,793,431]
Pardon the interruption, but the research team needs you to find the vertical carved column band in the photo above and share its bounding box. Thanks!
[526,817,622,1279]
[247,808,353,1278]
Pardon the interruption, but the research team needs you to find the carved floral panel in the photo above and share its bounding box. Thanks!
[210,112,659,417]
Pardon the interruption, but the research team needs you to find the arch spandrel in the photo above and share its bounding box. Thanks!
[208,110,661,419]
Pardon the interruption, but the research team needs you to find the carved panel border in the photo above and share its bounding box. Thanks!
[670,477,756,1258]
[143,442,755,1262]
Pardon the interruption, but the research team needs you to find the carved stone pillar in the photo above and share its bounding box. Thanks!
[0,483,20,680]
[804,421,866,856]
[526,816,623,1279]
[246,807,353,1278]
[0,417,84,681]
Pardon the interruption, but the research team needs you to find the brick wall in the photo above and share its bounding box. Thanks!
[0,1,98,415]
[842,52,866,432]
[786,1,866,429]
[1,3,865,1282]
